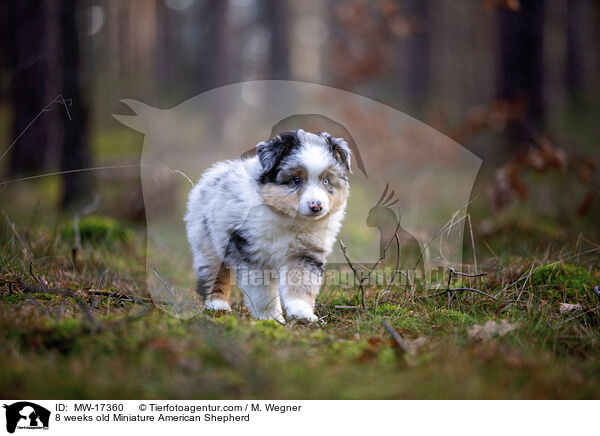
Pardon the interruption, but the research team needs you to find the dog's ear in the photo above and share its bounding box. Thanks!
[322,132,352,173]
[256,138,284,175]
[256,131,300,180]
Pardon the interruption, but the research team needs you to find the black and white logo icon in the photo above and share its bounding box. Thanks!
[3,402,50,434]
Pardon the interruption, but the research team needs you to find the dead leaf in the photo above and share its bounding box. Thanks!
[559,303,582,314]
[468,320,519,341]
[357,337,384,362]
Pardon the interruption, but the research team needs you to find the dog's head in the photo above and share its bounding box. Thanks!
[256,129,351,219]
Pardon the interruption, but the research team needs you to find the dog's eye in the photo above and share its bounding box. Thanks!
[292,177,303,186]
[323,178,329,186]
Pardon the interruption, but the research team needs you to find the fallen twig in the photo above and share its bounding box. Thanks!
[102,305,153,329]
[14,278,153,332]
[382,320,409,354]
[339,240,367,309]
[467,213,478,275]
[445,266,488,308]
[418,287,526,303]
[153,268,176,297]
[18,277,100,329]
[448,266,487,278]
[84,288,153,303]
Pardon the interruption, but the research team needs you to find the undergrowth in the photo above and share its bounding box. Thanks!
[0,209,599,399]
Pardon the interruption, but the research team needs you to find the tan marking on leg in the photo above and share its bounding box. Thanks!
[206,263,232,304]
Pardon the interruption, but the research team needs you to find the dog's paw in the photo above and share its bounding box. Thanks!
[272,313,287,324]
[205,299,232,312]
[256,311,286,324]
[285,300,318,323]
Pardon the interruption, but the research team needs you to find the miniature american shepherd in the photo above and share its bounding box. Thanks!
[185,129,351,323]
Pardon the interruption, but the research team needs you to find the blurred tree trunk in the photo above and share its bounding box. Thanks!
[60,0,91,208]
[8,0,51,176]
[565,0,583,106]
[5,1,89,208]
[156,0,172,87]
[496,0,545,152]
[405,0,430,117]
[203,0,229,139]
[263,0,290,78]
[205,0,228,90]
[0,2,16,86]
[595,1,600,98]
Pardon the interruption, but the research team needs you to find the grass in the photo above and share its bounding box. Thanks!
[529,263,597,301]
[0,185,599,399]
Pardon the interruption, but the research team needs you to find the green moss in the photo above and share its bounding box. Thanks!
[377,346,401,365]
[252,320,289,341]
[211,313,240,331]
[374,303,402,315]
[307,329,327,342]
[1,293,24,304]
[329,339,367,360]
[1,292,55,304]
[327,291,362,307]
[62,215,133,245]
[50,317,84,339]
[530,263,596,300]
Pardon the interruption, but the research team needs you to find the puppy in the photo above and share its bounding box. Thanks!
[184,129,351,323]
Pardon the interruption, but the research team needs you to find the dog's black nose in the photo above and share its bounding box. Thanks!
[309,200,323,213]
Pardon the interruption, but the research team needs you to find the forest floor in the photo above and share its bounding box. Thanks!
[1,206,600,399]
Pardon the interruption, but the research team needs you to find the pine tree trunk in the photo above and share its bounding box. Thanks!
[496,0,545,152]
[60,0,91,208]
[9,0,50,176]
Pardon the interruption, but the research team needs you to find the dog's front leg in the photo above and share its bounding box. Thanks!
[236,268,285,323]
[279,259,323,323]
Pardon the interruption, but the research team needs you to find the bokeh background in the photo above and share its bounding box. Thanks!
[1,0,598,251]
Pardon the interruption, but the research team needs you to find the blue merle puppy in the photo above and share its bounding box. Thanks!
[185,129,351,323]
